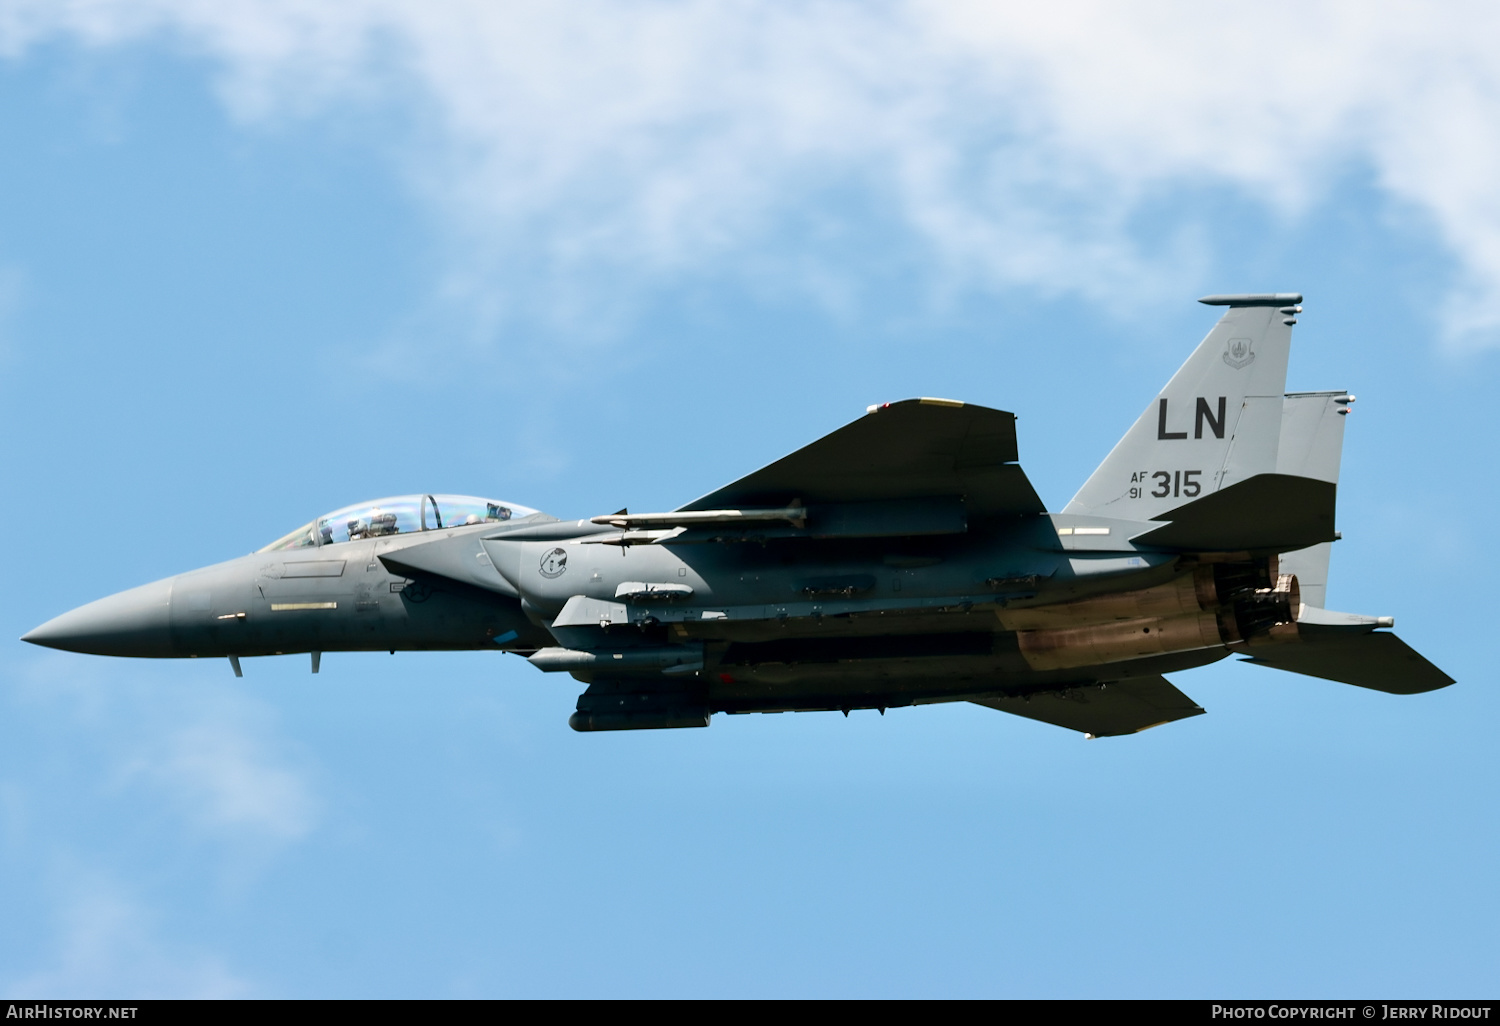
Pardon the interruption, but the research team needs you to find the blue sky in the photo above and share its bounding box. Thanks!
[1,3,1496,997]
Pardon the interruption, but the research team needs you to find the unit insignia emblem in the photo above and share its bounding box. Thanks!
[539,547,569,579]
[1223,337,1255,369]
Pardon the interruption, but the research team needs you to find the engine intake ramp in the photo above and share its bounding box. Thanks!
[972,675,1205,738]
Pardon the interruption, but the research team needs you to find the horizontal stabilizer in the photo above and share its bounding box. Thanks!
[972,675,1205,737]
[1132,473,1336,553]
[1240,631,1454,694]
[680,398,1045,518]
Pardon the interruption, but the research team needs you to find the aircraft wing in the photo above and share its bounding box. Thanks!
[971,675,1205,737]
[678,398,1045,518]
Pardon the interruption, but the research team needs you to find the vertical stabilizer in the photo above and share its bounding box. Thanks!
[1275,390,1352,609]
[1066,294,1302,520]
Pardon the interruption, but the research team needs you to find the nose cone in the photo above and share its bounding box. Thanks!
[22,577,176,657]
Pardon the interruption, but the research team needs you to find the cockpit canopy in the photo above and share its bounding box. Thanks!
[260,494,540,552]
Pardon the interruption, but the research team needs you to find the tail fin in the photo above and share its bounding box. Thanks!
[1245,401,1453,693]
[1274,390,1353,608]
[1066,293,1302,520]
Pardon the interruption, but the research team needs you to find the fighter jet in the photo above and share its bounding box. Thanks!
[22,293,1453,736]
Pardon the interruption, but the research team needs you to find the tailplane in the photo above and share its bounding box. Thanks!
[1241,615,1453,695]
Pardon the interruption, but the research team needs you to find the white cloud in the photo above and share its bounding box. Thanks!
[12,655,320,850]
[0,658,315,995]
[116,717,318,845]
[4,1,1500,343]
[6,866,250,998]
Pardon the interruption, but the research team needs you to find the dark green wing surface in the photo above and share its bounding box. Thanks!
[679,398,1045,518]
[1132,473,1337,553]
[972,675,1205,737]
[1240,631,1454,694]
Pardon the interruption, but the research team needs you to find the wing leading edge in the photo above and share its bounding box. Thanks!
[678,398,1045,518]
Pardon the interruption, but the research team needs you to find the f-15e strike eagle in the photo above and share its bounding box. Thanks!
[23,293,1453,736]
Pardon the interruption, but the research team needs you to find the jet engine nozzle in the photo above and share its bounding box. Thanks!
[1229,573,1301,641]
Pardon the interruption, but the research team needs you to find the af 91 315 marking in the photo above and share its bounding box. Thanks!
[1129,470,1202,500]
